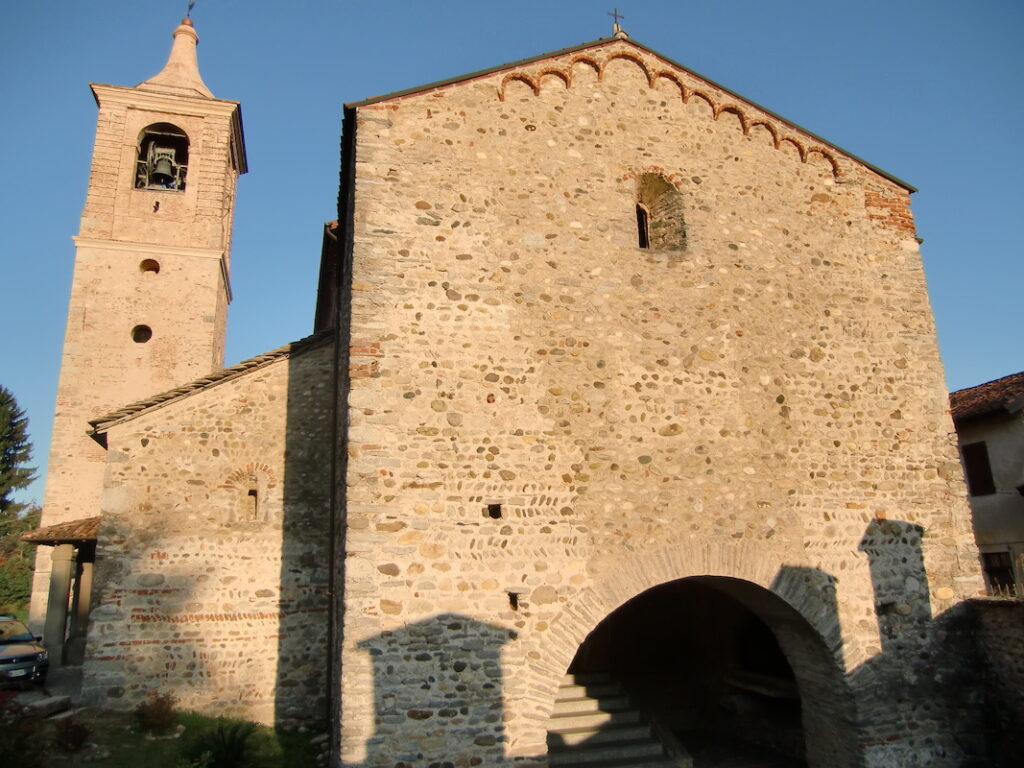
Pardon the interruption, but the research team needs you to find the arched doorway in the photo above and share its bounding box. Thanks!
[548,576,861,768]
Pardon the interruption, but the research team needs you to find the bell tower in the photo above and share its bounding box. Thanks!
[30,17,247,633]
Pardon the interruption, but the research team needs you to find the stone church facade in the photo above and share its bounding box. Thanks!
[28,17,996,768]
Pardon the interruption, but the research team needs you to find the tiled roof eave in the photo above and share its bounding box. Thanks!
[22,516,101,545]
[950,370,1024,423]
[89,331,332,434]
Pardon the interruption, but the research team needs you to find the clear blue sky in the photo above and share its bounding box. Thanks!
[2,1,1021,505]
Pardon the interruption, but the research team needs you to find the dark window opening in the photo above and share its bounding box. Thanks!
[247,488,259,522]
[636,204,650,249]
[961,441,996,496]
[139,259,160,275]
[982,551,1016,595]
[136,123,189,191]
[131,325,152,344]
[486,504,503,520]
[508,592,520,611]
[635,172,686,251]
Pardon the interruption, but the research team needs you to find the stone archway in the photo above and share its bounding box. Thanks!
[514,543,864,767]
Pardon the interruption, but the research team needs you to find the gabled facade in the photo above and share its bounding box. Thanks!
[31,22,995,768]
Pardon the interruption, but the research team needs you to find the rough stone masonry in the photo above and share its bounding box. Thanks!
[46,25,993,768]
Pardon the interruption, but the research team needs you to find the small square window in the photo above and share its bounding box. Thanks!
[981,551,1015,595]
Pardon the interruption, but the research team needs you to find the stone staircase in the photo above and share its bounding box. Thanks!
[547,672,693,768]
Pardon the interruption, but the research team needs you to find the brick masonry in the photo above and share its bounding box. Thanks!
[31,65,245,631]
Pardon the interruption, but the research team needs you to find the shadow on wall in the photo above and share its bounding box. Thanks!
[357,614,517,767]
[851,520,991,765]
[335,520,1014,767]
[275,343,334,727]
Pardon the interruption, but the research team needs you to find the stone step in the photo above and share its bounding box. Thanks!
[546,756,678,768]
[549,722,653,747]
[553,694,632,715]
[24,695,71,718]
[49,706,89,722]
[549,737,665,765]
[558,682,622,700]
[549,708,644,731]
[564,671,613,687]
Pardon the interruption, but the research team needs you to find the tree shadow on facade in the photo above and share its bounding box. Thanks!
[355,614,516,768]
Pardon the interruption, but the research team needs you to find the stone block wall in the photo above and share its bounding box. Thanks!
[335,39,983,765]
[81,339,333,725]
[973,599,1024,766]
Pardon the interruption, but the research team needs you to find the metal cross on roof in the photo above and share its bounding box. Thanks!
[608,7,625,32]
[186,0,197,18]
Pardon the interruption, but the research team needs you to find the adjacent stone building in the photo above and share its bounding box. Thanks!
[29,16,997,768]
[951,371,1024,593]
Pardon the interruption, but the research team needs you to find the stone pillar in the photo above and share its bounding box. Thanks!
[43,544,75,667]
[66,555,94,666]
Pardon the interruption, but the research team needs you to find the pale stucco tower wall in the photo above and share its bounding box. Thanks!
[30,19,247,633]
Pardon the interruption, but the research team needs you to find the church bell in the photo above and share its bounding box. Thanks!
[150,148,177,186]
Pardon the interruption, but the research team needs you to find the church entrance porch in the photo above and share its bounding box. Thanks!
[547,577,861,768]
[21,517,99,668]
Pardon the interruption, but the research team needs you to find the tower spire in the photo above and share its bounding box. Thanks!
[137,17,213,98]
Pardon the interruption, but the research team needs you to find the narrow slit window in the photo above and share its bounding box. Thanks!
[636,204,650,249]
[247,488,259,521]
[486,504,503,520]
[635,172,686,251]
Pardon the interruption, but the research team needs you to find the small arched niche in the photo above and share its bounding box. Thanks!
[136,123,189,191]
[635,173,686,251]
[223,464,277,525]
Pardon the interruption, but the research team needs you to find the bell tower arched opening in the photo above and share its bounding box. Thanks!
[549,576,862,768]
[136,123,190,191]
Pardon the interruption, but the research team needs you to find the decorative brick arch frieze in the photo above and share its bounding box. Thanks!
[505,540,862,763]
[495,46,844,180]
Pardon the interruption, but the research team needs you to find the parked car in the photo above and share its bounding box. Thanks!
[0,616,49,685]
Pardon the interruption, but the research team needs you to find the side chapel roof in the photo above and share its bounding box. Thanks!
[22,516,101,545]
[950,371,1024,423]
[346,35,914,192]
[88,331,332,435]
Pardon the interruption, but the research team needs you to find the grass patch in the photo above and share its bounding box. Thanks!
[38,709,322,768]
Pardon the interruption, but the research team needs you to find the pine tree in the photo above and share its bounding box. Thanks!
[0,386,38,615]
[0,385,36,519]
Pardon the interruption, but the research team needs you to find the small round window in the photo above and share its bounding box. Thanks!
[139,259,160,274]
[131,325,153,343]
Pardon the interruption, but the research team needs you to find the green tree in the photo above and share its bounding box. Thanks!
[0,385,36,518]
[0,386,38,616]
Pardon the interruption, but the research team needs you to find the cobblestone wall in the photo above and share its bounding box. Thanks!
[335,39,983,765]
[973,599,1024,766]
[81,340,332,725]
